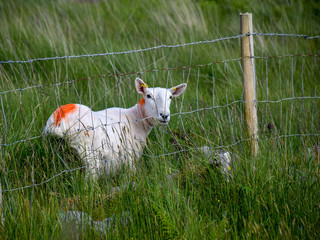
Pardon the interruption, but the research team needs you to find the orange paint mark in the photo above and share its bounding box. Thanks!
[139,98,145,106]
[54,104,77,126]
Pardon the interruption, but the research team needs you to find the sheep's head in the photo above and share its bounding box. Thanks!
[135,78,187,125]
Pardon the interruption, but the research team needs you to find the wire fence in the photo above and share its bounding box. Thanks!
[0,33,319,65]
[0,32,319,194]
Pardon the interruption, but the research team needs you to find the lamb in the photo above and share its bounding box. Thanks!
[43,78,187,178]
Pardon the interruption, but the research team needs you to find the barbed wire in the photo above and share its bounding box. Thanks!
[0,32,319,65]
[0,34,246,65]
[253,32,320,39]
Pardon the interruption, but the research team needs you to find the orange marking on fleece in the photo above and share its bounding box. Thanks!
[54,104,77,126]
[139,98,145,106]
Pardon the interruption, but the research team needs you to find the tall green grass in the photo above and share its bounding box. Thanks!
[0,0,319,238]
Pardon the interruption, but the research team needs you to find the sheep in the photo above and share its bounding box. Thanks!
[43,78,187,178]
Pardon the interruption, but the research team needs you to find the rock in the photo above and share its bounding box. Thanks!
[199,146,234,181]
[59,210,130,237]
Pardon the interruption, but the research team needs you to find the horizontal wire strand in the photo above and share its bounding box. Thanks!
[0,32,319,65]
[2,132,319,193]
[1,54,319,96]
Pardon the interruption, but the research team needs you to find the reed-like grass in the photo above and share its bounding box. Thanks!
[0,0,319,238]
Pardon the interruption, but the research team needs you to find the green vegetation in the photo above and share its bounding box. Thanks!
[0,0,319,238]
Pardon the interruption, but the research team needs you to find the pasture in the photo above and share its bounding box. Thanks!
[0,0,319,238]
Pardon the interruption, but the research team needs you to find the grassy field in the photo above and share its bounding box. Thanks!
[0,0,319,238]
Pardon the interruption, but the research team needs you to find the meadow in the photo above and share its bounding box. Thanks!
[0,0,319,238]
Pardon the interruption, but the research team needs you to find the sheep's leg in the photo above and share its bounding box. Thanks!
[82,150,100,180]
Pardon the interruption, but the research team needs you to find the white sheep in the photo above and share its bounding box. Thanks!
[43,78,187,178]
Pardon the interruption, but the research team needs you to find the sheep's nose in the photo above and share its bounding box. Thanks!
[160,113,169,121]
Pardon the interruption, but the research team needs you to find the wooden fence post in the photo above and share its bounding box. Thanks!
[240,13,259,156]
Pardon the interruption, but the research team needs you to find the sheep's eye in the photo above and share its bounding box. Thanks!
[147,94,152,99]
[169,96,172,99]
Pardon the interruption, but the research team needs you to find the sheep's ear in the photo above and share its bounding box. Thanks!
[170,83,187,97]
[135,78,149,95]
